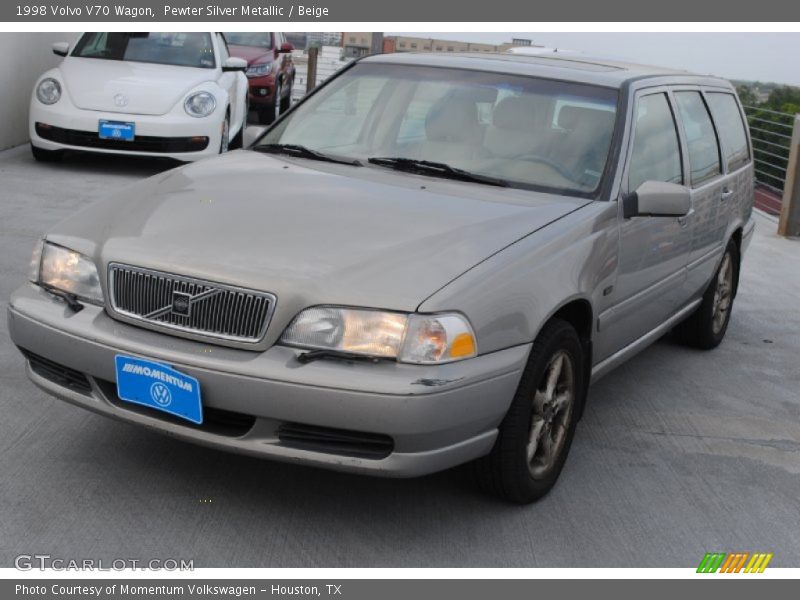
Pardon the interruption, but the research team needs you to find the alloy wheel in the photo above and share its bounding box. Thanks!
[712,252,734,334]
[527,350,576,479]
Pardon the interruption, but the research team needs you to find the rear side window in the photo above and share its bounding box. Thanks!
[628,93,683,191]
[706,92,750,171]
[674,91,722,186]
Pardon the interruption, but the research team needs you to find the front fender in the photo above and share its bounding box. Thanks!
[418,202,618,355]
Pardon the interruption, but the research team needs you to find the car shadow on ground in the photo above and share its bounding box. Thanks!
[43,150,183,177]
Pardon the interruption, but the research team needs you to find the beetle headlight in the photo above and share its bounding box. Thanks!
[184,91,216,118]
[280,307,477,364]
[36,78,61,105]
[35,242,103,304]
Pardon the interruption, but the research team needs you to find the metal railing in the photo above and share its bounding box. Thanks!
[743,105,795,196]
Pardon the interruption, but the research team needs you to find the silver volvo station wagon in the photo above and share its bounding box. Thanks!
[9,53,755,503]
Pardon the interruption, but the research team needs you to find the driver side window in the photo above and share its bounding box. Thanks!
[628,93,683,192]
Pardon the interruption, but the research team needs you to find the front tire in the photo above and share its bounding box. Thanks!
[219,115,230,154]
[31,144,63,162]
[675,239,739,349]
[280,77,292,114]
[475,319,585,504]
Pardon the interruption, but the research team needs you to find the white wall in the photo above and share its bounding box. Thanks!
[0,33,77,151]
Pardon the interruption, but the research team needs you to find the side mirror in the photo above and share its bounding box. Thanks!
[222,57,248,72]
[623,181,691,219]
[244,125,267,147]
[52,42,69,57]
[279,42,294,54]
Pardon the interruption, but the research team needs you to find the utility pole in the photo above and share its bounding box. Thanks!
[778,115,800,237]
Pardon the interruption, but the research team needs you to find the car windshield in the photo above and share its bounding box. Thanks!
[257,63,619,196]
[71,33,216,69]
[224,32,273,49]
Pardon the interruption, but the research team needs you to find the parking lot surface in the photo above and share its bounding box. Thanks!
[1,143,799,568]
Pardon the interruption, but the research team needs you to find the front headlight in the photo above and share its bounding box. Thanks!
[280,307,477,364]
[36,242,103,304]
[184,91,216,118]
[246,62,275,78]
[36,78,61,105]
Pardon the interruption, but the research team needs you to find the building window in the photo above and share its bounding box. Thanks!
[447,46,454,51]
[399,42,406,48]
[410,43,417,49]
[435,46,442,51]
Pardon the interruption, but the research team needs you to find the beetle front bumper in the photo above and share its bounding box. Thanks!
[8,284,529,477]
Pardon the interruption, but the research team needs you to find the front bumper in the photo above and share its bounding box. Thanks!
[247,74,277,106]
[30,101,225,161]
[8,284,529,477]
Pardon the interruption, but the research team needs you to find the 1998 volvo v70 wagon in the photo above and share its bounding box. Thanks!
[9,53,755,503]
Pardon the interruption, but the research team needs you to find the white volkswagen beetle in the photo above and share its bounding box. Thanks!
[29,32,249,162]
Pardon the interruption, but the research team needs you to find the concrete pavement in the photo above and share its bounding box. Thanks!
[1,144,799,567]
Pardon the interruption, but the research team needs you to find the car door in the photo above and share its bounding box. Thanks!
[705,89,753,249]
[671,89,729,300]
[598,88,692,354]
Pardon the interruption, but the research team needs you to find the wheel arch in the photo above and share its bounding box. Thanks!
[538,297,594,419]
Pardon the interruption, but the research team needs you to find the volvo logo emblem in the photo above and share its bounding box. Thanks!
[114,94,129,107]
[150,382,172,407]
[171,291,192,317]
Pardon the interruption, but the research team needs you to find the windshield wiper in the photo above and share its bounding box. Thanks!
[367,157,509,188]
[253,143,362,166]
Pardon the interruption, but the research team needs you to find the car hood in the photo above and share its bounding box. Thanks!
[60,57,217,115]
[228,44,275,66]
[48,151,589,333]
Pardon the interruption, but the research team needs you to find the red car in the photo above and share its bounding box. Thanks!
[224,32,295,124]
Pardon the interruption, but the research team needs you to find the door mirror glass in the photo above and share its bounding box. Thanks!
[52,42,69,57]
[623,181,691,218]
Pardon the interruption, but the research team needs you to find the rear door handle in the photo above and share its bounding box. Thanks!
[720,188,734,201]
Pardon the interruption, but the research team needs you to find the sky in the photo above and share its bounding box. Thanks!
[389,32,800,87]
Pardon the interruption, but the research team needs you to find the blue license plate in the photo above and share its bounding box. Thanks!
[99,120,135,141]
[115,355,202,424]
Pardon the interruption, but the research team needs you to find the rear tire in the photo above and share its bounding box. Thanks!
[475,318,585,504]
[675,239,739,350]
[31,144,63,162]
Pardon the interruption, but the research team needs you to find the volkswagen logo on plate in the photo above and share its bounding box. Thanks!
[114,94,129,107]
[150,382,172,407]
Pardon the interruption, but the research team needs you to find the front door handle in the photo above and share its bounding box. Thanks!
[720,188,734,201]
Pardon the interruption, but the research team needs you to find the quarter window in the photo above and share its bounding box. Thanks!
[628,93,683,192]
[674,91,722,185]
[706,92,750,171]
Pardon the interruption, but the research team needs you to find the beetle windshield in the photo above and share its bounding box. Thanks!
[72,33,216,69]
[257,63,619,196]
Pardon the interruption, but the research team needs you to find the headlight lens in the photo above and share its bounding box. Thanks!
[36,78,61,105]
[246,62,274,78]
[184,92,216,118]
[280,307,477,364]
[37,242,103,304]
[29,239,44,283]
[399,314,477,364]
